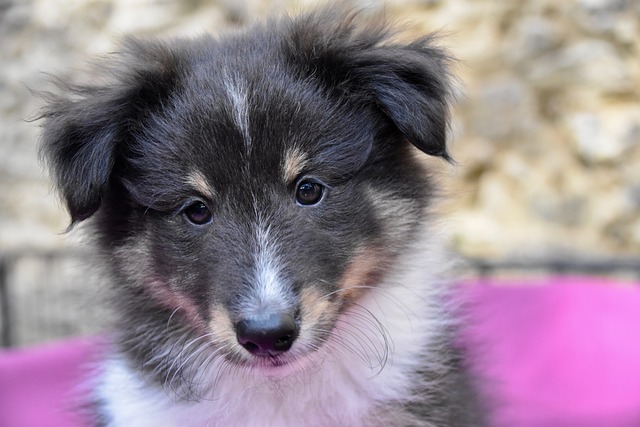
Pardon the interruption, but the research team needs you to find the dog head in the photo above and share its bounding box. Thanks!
[40,8,453,390]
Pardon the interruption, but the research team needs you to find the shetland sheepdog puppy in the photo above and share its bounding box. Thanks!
[40,7,482,427]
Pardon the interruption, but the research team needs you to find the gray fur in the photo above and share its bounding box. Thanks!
[39,6,484,426]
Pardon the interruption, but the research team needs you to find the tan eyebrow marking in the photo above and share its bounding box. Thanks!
[282,147,309,184]
[186,170,215,199]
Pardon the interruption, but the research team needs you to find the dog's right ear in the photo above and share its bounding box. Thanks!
[39,38,180,225]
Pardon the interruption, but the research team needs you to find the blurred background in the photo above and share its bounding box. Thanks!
[0,0,638,347]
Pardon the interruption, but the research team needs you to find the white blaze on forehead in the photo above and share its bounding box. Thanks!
[223,73,252,152]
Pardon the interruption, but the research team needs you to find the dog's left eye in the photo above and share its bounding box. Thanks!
[183,201,213,225]
[296,180,324,206]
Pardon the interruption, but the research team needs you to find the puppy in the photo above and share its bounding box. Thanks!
[40,7,482,427]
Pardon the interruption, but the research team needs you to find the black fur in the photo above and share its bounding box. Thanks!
[40,7,481,427]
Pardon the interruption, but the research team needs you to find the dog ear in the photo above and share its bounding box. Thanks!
[354,41,454,161]
[39,38,180,225]
[285,9,454,161]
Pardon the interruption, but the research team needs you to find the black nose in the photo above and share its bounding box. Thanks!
[235,313,299,357]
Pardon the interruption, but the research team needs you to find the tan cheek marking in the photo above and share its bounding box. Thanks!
[282,147,308,184]
[186,170,215,199]
[208,305,238,347]
[300,287,335,327]
[338,247,387,302]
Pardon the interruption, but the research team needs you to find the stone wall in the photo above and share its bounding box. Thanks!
[1,0,639,259]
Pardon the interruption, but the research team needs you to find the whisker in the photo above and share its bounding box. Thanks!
[188,344,231,401]
[328,285,415,321]
[335,319,384,368]
[166,307,183,330]
[164,333,215,394]
[345,307,395,356]
[317,323,379,368]
[349,302,394,349]
[341,304,394,377]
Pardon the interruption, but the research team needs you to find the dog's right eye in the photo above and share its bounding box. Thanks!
[183,201,213,225]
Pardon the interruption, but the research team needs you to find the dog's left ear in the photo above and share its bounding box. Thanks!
[354,40,454,161]
[286,9,454,161]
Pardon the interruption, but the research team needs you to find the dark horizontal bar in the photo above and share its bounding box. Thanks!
[465,257,640,273]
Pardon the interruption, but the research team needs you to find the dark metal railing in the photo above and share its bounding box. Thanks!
[0,257,10,347]
[0,248,100,348]
[0,249,638,348]
[467,256,640,279]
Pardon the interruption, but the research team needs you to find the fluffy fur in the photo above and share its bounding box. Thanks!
[40,7,482,427]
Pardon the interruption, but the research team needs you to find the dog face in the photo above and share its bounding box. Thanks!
[40,9,452,391]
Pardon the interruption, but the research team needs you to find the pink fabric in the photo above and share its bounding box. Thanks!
[463,277,640,427]
[0,337,97,427]
[1,277,639,426]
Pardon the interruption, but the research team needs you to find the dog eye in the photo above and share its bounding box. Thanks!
[183,201,212,225]
[295,180,324,206]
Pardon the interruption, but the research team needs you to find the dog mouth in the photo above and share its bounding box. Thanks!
[256,355,292,370]
[241,352,310,378]
[265,357,287,367]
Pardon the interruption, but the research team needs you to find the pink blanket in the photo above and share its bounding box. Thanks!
[0,337,96,426]
[1,277,639,426]
[463,277,640,426]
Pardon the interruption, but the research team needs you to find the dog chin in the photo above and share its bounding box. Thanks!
[246,354,311,379]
